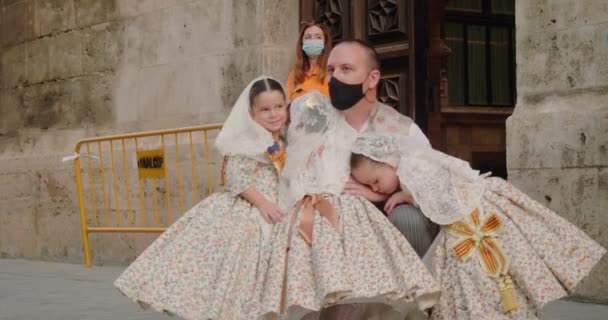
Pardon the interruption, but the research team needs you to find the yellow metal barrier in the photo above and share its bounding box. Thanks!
[72,124,223,267]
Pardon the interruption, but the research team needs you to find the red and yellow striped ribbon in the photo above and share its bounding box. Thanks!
[448,209,506,276]
[447,208,519,313]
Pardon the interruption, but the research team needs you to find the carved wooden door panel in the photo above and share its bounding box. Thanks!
[300,0,425,123]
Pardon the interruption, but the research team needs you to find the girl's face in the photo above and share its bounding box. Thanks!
[351,159,400,195]
[250,90,288,135]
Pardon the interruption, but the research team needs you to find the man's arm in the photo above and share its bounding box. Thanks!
[407,123,431,147]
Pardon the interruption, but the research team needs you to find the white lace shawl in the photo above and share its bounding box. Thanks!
[352,134,485,225]
[363,102,431,148]
[215,76,284,162]
[278,91,356,212]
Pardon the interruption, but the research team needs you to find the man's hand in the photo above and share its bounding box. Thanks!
[384,191,414,216]
[344,178,390,203]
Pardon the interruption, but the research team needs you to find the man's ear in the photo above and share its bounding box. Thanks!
[367,69,381,89]
[364,69,381,102]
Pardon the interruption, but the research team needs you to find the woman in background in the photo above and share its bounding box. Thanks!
[286,22,332,101]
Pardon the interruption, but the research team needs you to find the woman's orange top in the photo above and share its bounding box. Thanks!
[286,65,330,101]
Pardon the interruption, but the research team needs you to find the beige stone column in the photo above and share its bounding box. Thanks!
[507,0,608,300]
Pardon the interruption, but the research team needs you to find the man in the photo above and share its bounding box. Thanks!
[326,39,439,257]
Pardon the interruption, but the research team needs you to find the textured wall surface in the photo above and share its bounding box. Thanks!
[0,0,298,265]
[507,0,608,300]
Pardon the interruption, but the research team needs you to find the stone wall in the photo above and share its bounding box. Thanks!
[0,0,298,265]
[507,0,608,301]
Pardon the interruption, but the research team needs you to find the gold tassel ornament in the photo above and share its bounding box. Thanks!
[498,274,519,313]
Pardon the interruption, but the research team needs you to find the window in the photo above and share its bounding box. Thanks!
[444,0,515,107]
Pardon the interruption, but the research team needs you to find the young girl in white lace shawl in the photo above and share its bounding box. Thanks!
[114,77,289,320]
[349,133,606,320]
[257,91,440,320]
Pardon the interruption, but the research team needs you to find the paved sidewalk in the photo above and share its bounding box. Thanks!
[0,259,606,320]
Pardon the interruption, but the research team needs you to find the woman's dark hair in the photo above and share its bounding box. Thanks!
[350,152,379,170]
[248,78,286,107]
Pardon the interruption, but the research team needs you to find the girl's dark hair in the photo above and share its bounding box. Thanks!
[350,152,379,170]
[248,78,286,107]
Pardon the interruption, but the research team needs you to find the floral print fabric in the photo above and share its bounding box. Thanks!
[114,155,278,320]
[427,177,606,320]
[258,193,441,320]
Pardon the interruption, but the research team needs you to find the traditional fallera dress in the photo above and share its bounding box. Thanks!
[114,76,288,320]
[257,92,441,320]
[351,133,607,320]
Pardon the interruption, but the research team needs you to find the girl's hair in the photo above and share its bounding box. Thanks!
[248,78,286,108]
[350,152,380,170]
[293,22,332,84]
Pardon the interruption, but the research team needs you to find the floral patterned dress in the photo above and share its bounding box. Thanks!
[114,154,278,320]
[257,193,441,320]
[426,177,606,320]
[253,92,441,320]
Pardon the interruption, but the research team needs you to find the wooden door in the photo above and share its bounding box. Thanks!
[299,0,428,128]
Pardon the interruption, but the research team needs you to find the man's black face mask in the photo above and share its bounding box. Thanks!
[328,76,366,111]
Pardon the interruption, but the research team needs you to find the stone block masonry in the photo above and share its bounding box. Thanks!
[0,0,298,264]
[508,0,608,300]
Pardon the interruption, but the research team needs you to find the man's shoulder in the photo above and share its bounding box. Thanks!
[372,102,430,146]
[376,102,415,125]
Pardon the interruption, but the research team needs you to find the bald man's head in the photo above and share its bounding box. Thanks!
[327,39,382,111]
[334,39,380,72]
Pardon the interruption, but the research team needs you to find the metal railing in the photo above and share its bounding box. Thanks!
[71,124,223,267]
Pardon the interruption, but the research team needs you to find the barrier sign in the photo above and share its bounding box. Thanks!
[136,148,166,179]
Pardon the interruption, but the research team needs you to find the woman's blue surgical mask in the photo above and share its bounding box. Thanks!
[302,39,324,57]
